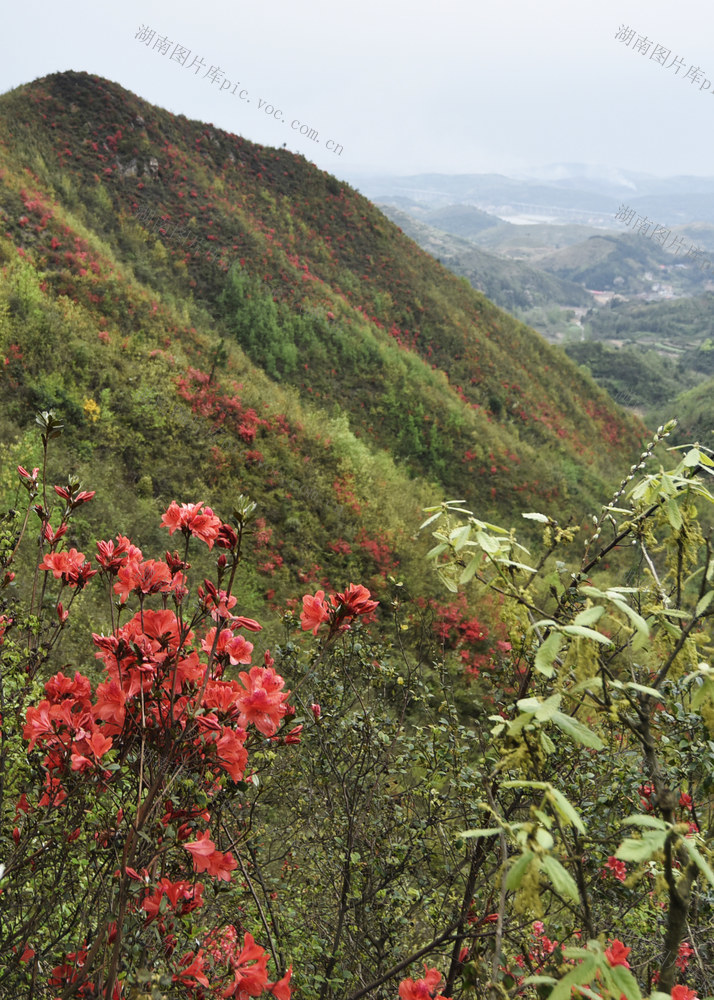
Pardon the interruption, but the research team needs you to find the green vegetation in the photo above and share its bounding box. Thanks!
[2,414,714,999]
[8,70,713,1000]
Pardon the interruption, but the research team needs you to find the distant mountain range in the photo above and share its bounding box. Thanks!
[346,166,714,226]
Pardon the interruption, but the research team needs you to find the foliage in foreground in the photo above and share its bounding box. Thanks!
[2,413,714,1000]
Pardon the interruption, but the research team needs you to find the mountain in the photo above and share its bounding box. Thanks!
[564,294,714,433]
[0,71,646,633]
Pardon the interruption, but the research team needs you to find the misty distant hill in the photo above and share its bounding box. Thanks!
[347,167,714,226]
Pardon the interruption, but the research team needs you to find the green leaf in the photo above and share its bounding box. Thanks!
[615,831,667,862]
[610,598,650,639]
[547,787,586,834]
[540,731,556,755]
[535,630,562,678]
[665,497,683,530]
[459,556,480,585]
[620,814,668,830]
[679,836,714,888]
[436,569,458,593]
[548,956,598,1000]
[541,855,579,902]
[623,682,661,699]
[572,606,605,627]
[560,625,613,645]
[535,828,555,851]
[683,447,702,468]
[459,827,502,840]
[608,964,642,1000]
[535,694,562,722]
[506,850,536,890]
[475,530,501,554]
[451,524,472,551]
[522,511,549,523]
[691,677,714,710]
[496,558,538,573]
[696,590,714,617]
[419,510,444,530]
[551,711,605,750]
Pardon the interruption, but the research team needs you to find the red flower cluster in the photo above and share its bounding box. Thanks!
[672,987,698,1000]
[161,500,222,548]
[399,965,451,1000]
[234,657,291,737]
[604,939,631,968]
[602,856,626,882]
[202,927,292,998]
[20,501,296,996]
[39,548,96,588]
[300,583,378,637]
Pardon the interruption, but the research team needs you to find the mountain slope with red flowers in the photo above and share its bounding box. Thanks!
[0,71,646,637]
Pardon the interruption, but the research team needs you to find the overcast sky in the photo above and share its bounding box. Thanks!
[2,0,714,183]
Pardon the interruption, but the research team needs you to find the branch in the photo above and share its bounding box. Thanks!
[343,921,460,1000]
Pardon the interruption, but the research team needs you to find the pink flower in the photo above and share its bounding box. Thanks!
[300,590,332,634]
[184,830,237,880]
[235,666,290,737]
[201,627,253,665]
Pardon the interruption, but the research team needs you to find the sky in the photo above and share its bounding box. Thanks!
[2,0,714,184]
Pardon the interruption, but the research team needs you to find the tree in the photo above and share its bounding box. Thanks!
[420,419,714,998]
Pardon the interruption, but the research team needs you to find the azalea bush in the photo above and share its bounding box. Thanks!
[0,411,445,1000]
[0,411,301,997]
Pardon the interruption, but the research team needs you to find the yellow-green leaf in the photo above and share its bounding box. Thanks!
[541,855,579,902]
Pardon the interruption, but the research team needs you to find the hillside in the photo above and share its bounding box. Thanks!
[0,71,647,637]
[375,204,592,314]
[535,233,712,295]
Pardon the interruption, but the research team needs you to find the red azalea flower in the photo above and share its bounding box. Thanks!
[604,939,631,968]
[671,987,698,1000]
[334,582,379,617]
[235,665,290,737]
[267,966,292,1000]
[603,856,626,882]
[399,965,451,1000]
[300,590,332,634]
[39,549,96,588]
[184,830,237,880]
[676,940,694,970]
[96,534,132,573]
[161,501,222,548]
